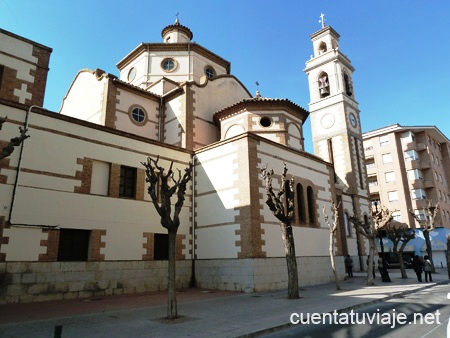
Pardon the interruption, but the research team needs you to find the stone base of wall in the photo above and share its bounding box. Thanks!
[0,260,192,304]
[0,256,346,303]
[195,256,345,292]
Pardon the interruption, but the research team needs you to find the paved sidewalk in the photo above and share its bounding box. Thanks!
[0,269,449,338]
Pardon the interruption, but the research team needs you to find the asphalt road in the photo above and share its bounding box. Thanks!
[262,283,450,338]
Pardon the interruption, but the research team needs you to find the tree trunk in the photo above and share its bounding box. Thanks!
[167,230,177,319]
[281,221,299,299]
[329,230,340,290]
[423,230,435,273]
[367,237,376,286]
[396,251,407,279]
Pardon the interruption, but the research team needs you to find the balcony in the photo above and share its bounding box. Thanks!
[423,180,434,189]
[411,179,424,189]
[404,159,420,170]
[417,142,427,151]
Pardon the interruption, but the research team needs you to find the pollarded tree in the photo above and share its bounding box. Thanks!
[259,162,299,299]
[142,156,193,319]
[350,206,393,286]
[322,199,341,290]
[410,200,439,273]
[385,222,415,279]
[0,116,30,159]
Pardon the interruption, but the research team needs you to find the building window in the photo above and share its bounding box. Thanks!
[161,58,176,72]
[307,186,315,224]
[343,72,353,96]
[368,177,378,187]
[344,212,351,237]
[382,153,392,164]
[387,191,398,202]
[154,233,169,260]
[411,188,426,200]
[318,72,330,98]
[366,158,375,169]
[127,67,136,82]
[57,229,90,261]
[404,150,419,161]
[385,171,395,183]
[129,106,147,125]
[259,116,272,127]
[205,66,215,79]
[407,169,422,180]
[120,166,136,198]
[296,184,306,223]
[379,135,389,146]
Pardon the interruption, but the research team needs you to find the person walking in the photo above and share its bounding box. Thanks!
[412,255,423,282]
[345,255,353,277]
[424,255,433,282]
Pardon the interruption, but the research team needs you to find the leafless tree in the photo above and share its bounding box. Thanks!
[350,206,393,286]
[322,200,341,290]
[142,156,193,319]
[259,162,299,299]
[0,116,30,159]
[410,200,439,273]
[385,222,415,279]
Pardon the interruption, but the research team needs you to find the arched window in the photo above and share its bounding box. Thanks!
[343,72,353,96]
[296,184,306,223]
[345,212,351,237]
[307,186,315,225]
[318,72,330,98]
[319,42,327,54]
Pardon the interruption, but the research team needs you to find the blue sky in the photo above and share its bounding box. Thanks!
[2,1,449,152]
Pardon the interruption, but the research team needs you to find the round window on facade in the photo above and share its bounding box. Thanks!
[205,66,215,79]
[129,106,147,125]
[260,116,272,127]
[128,67,136,81]
[161,58,176,72]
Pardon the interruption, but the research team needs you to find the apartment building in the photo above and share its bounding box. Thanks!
[363,124,450,229]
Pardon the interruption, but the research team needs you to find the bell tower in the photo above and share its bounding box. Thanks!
[304,15,367,200]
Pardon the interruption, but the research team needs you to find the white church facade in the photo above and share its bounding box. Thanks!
[0,20,370,303]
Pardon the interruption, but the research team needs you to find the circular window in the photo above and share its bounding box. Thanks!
[205,67,215,79]
[161,58,176,72]
[129,106,147,125]
[260,116,272,127]
[128,67,136,81]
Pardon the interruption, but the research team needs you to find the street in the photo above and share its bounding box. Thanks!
[262,283,450,338]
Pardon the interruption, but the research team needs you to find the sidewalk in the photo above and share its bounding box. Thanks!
[0,269,448,338]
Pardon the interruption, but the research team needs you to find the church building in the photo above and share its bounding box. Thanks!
[0,18,370,303]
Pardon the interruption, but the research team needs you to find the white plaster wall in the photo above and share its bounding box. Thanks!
[59,71,106,124]
[115,90,159,139]
[0,110,192,261]
[0,32,36,83]
[195,225,240,259]
[2,227,47,261]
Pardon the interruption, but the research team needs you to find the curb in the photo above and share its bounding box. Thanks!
[238,279,450,338]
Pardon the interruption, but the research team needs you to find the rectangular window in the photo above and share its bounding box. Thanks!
[120,166,136,198]
[387,191,398,202]
[407,169,422,180]
[385,171,395,183]
[154,233,169,260]
[57,229,90,261]
[379,135,389,146]
[382,153,392,164]
[404,150,419,161]
[411,189,426,200]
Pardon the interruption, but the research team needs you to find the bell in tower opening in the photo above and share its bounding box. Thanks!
[319,74,330,98]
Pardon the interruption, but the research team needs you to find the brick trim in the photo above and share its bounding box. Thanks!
[0,217,9,261]
[142,232,154,260]
[74,158,93,194]
[38,229,59,262]
[90,229,106,261]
